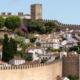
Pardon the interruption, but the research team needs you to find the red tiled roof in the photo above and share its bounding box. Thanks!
[13,56,25,60]
[36,35,49,39]
[0,60,7,64]
[73,38,80,41]
[20,60,39,65]
[39,52,60,57]
[0,46,2,51]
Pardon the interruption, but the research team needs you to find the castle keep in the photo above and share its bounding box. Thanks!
[31,4,42,20]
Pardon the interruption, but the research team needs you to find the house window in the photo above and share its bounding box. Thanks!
[49,57,51,59]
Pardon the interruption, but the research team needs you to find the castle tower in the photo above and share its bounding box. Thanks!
[31,4,42,20]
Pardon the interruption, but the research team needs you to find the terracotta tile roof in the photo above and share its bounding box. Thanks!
[67,52,79,57]
[13,56,25,60]
[37,35,49,39]
[39,52,60,57]
[25,46,45,53]
[0,46,2,51]
[73,38,80,41]
[72,31,80,34]
[66,43,74,45]
[20,60,39,65]
[0,60,7,64]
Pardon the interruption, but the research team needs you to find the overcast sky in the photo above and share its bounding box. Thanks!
[0,0,80,24]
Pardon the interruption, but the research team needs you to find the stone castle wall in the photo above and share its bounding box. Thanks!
[0,60,62,80]
[38,19,80,31]
[22,18,80,31]
[62,55,79,77]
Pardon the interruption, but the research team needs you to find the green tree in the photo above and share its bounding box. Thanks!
[45,21,56,27]
[9,38,17,55]
[30,37,37,43]
[51,28,56,33]
[0,16,5,28]
[46,47,53,52]
[29,20,39,32]
[2,34,17,62]
[5,16,22,31]
[76,50,80,54]
[27,42,34,47]
[20,43,28,52]
[26,55,33,61]
[36,42,41,46]
[0,37,4,45]
[14,29,24,36]
[39,26,46,34]
[2,34,14,62]
[45,21,56,33]
[29,20,44,33]
[16,50,24,58]
[55,56,60,60]
[68,75,79,80]
[41,58,47,63]
[15,36,25,43]
[68,46,78,52]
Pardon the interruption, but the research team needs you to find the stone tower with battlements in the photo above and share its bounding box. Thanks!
[31,4,42,20]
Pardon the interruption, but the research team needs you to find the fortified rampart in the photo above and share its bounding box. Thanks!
[62,55,79,77]
[0,60,62,80]
[22,19,80,31]
[38,19,80,31]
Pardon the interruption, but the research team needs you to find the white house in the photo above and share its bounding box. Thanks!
[41,42,60,49]
[0,50,2,60]
[25,39,30,43]
[35,35,49,43]
[9,56,25,65]
[0,46,2,60]
[60,51,67,59]
[25,47,46,61]
[63,31,78,43]
[54,76,70,80]
[61,40,67,46]
[39,52,60,63]
[53,38,60,43]
[0,60,11,67]
[64,43,77,49]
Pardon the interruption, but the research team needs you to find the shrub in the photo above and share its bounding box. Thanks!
[25,55,33,61]
[41,58,47,63]
[14,29,24,36]
[30,37,37,43]
[36,42,41,46]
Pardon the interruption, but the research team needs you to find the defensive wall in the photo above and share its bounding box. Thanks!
[62,55,79,77]
[38,19,80,31]
[0,60,62,80]
[0,55,80,80]
[22,18,80,31]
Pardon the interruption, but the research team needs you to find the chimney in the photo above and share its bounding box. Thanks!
[7,12,11,15]
[1,12,5,16]
[18,12,23,16]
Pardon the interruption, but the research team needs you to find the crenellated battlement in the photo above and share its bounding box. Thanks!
[0,12,30,16]
[38,19,80,28]
[0,60,61,70]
